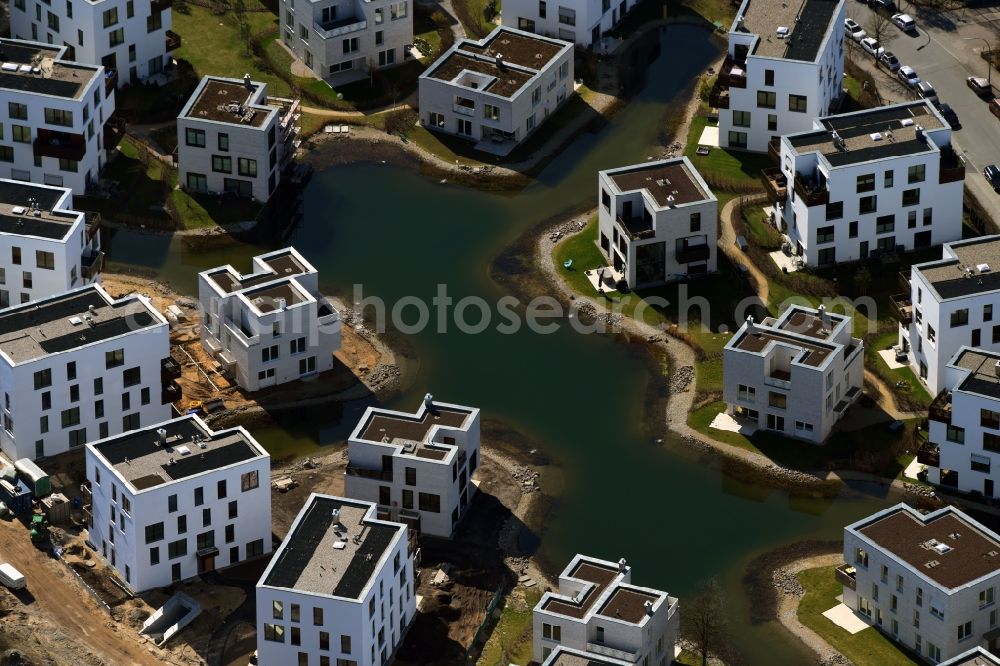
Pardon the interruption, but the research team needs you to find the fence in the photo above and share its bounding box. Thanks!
[55,549,116,616]
[460,583,507,664]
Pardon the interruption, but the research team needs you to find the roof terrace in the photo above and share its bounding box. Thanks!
[183,77,272,128]
[730,325,834,367]
[206,250,311,294]
[243,280,308,312]
[542,560,621,619]
[0,39,100,99]
[356,399,474,461]
[607,160,712,208]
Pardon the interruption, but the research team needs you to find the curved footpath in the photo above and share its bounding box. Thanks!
[772,553,849,665]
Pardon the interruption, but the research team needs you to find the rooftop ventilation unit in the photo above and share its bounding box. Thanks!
[978,263,991,273]
[157,428,167,446]
[870,132,883,141]
[176,445,192,456]
[776,26,790,38]
[900,118,915,127]
[69,316,83,326]
[10,206,25,215]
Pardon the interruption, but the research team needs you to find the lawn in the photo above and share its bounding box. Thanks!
[798,566,922,666]
[866,330,934,409]
[451,0,494,38]
[477,587,541,666]
[741,206,783,250]
[684,110,772,192]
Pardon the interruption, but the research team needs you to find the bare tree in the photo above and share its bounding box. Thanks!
[681,578,728,666]
[866,12,895,53]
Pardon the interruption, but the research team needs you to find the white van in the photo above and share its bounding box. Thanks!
[0,563,26,590]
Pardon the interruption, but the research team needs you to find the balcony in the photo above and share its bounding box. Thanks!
[939,146,966,184]
[793,177,829,207]
[898,270,911,293]
[928,390,952,424]
[890,293,913,325]
[676,243,711,263]
[768,137,781,165]
[81,250,104,280]
[151,0,172,10]
[161,380,181,405]
[33,129,86,161]
[161,355,182,381]
[315,17,367,39]
[835,563,857,591]
[708,86,730,109]
[586,642,639,661]
[764,368,792,389]
[917,441,941,468]
[223,318,259,347]
[85,212,102,241]
[761,167,787,200]
[165,30,182,52]
[105,69,118,95]
[617,215,654,241]
[346,466,393,482]
[453,103,475,117]
[103,115,126,152]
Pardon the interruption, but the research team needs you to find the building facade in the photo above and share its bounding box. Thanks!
[597,158,718,289]
[897,236,1000,396]
[255,494,417,666]
[0,39,118,195]
[177,76,300,202]
[723,304,863,443]
[278,0,413,85]
[9,0,176,86]
[418,27,574,151]
[841,503,1000,663]
[0,284,173,461]
[532,554,679,665]
[0,178,103,307]
[501,0,636,49]
[85,415,272,593]
[198,247,341,392]
[344,394,480,538]
[713,0,845,152]
[764,100,964,267]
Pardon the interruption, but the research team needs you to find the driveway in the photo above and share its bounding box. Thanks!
[844,1,1000,216]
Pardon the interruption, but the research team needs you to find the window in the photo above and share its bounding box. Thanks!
[876,215,895,234]
[103,7,118,26]
[855,547,869,567]
[923,208,933,226]
[145,522,164,543]
[859,195,877,214]
[539,0,547,16]
[483,104,500,121]
[390,1,407,19]
[908,164,926,184]
[122,366,141,387]
[147,12,163,32]
[427,112,445,128]
[418,492,440,513]
[764,69,774,86]
[737,385,756,402]
[946,425,965,444]
[376,30,384,46]
[168,495,177,512]
[197,529,214,549]
[262,345,279,362]
[690,213,701,232]
[341,634,351,652]
[34,369,52,390]
[788,94,807,113]
[902,189,920,206]
[816,226,835,244]
[768,392,787,409]
[542,623,562,640]
[727,131,747,149]
[238,158,258,177]
[12,125,30,143]
[377,49,395,66]
[732,110,751,127]
[987,304,994,322]
[405,467,416,486]
[951,309,969,327]
[61,407,80,428]
[826,202,843,220]
[217,133,229,152]
[212,155,232,173]
[856,173,875,193]
[168,538,187,559]
[195,487,204,507]
[185,128,206,148]
[264,624,285,642]
[848,221,858,238]
[150,547,160,565]
[109,28,125,47]
[558,5,575,25]
[43,108,73,127]
[242,470,259,491]
[958,621,973,641]
[884,170,894,188]
[8,103,27,120]
[757,91,776,108]
[767,114,777,132]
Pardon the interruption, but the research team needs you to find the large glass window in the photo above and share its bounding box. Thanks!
[635,241,665,285]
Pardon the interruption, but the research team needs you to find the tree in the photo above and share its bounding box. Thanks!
[233,0,251,55]
[681,577,727,666]
[855,265,872,296]
[866,12,894,55]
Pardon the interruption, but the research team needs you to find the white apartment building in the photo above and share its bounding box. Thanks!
[542,646,633,666]
[765,100,965,266]
[941,647,1000,666]
[920,347,1000,498]
[9,0,175,86]
[278,0,413,85]
[344,393,480,538]
[501,0,635,49]
[0,178,103,307]
[841,503,1000,663]
[713,0,845,152]
[177,75,300,202]
[722,304,863,443]
[0,39,118,195]
[897,236,1000,395]
[85,415,271,593]
[198,247,341,393]
[255,494,417,666]
[597,158,718,289]
[0,284,173,462]
[532,554,679,665]
[418,27,574,151]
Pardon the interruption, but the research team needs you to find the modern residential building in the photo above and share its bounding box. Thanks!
[920,347,1000,498]
[840,503,1000,663]
[541,646,633,666]
[177,75,301,201]
[763,100,965,266]
[84,414,272,593]
[0,178,104,307]
[722,304,863,443]
[596,158,718,289]
[418,27,574,152]
[896,236,1000,395]
[344,393,480,538]
[0,284,173,461]
[255,494,417,666]
[532,554,679,665]
[501,0,635,49]
[712,0,845,152]
[940,647,1000,666]
[0,38,120,195]
[8,0,176,86]
[277,0,413,85]
[198,247,341,392]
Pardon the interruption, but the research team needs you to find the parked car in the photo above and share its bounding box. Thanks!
[892,13,916,32]
[935,102,960,129]
[880,51,901,71]
[968,76,993,98]
[872,0,896,11]
[0,563,25,590]
[860,37,885,58]
[845,18,867,41]
[917,81,938,103]
[898,66,921,88]
[985,164,1000,192]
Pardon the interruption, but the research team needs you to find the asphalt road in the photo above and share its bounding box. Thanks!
[845,1,1000,216]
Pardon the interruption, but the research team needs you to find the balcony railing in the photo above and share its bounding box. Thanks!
[161,380,181,405]
[165,30,182,52]
[103,114,126,152]
[898,270,911,293]
[708,85,730,109]
[835,563,857,591]
[81,250,104,280]
[928,390,952,424]
[586,642,639,661]
[85,212,102,241]
[617,215,654,241]
[453,104,475,116]
[161,356,182,381]
[761,167,787,200]
[793,177,830,207]
[105,69,118,95]
[939,145,966,184]
[764,373,792,389]
[677,243,711,263]
[346,465,393,482]
[151,0,173,11]
[223,318,259,347]
[314,17,367,39]
[33,129,86,161]
[768,137,781,165]
[917,441,941,467]
[890,293,913,325]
